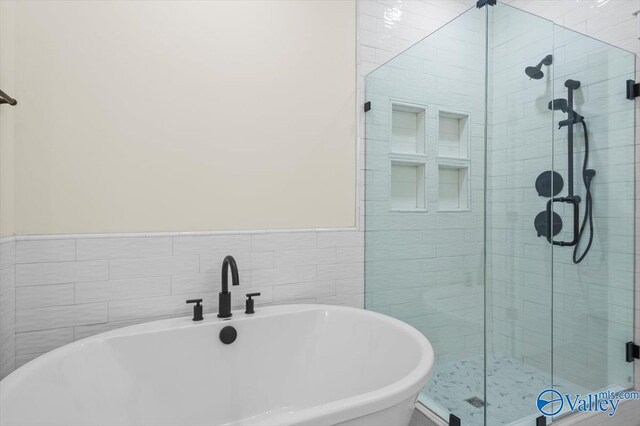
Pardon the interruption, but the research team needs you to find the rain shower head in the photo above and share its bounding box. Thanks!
[525,54,553,80]
[525,66,544,80]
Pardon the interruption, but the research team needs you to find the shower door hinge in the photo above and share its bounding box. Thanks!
[364,101,371,112]
[449,414,461,426]
[626,341,639,362]
[476,0,496,8]
[626,79,639,99]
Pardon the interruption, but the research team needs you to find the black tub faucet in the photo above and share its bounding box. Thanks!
[218,255,239,318]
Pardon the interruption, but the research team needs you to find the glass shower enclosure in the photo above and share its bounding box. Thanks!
[364,3,635,425]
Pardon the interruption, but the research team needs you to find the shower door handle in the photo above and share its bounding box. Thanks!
[546,196,580,247]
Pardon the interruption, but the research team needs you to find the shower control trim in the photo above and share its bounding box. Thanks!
[545,196,580,246]
[626,79,639,100]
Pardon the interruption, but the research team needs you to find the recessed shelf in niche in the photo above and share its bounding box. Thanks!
[391,103,426,155]
[438,109,469,159]
[438,162,470,212]
[390,159,426,212]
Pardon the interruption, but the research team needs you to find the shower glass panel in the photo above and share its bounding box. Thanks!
[364,2,635,426]
[486,5,554,425]
[365,5,487,424]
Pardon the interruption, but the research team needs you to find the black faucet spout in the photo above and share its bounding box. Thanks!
[221,255,239,293]
[219,255,240,318]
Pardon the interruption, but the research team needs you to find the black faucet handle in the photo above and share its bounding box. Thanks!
[186,299,204,321]
[245,293,261,314]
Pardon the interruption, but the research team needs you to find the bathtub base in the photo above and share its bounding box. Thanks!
[334,395,418,426]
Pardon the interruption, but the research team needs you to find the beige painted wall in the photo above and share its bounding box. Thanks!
[0,1,16,237]
[9,0,356,235]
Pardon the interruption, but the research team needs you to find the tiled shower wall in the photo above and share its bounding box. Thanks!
[358,0,480,365]
[487,5,555,377]
[357,0,472,226]
[0,230,363,378]
[364,8,486,364]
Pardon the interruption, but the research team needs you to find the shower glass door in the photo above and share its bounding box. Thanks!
[550,24,636,410]
[364,2,635,425]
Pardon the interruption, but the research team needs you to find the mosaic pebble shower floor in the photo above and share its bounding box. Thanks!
[419,354,590,425]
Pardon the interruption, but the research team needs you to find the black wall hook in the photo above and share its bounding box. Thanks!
[0,89,17,106]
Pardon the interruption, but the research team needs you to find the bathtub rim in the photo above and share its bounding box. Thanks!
[0,304,434,426]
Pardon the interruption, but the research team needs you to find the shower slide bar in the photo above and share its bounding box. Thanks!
[0,89,17,106]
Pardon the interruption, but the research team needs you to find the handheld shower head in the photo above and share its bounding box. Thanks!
[525,54,553,80]
[565,79,581,90]
[548,98,568,113]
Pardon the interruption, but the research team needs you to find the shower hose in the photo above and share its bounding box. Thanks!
[573,120,594,264]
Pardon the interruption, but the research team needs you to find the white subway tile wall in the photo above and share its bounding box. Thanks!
[357,0,471,227]
[358,0,484,372]
[364,4,487,366]
[0,239,16,379]
[0,230,362,376]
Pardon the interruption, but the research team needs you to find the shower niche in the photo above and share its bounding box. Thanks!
[437,109,469,159]
[437,109,470,211]
[390,159,426,211]
[437,161,469,211]
[390,102,426,155]
[389,101,427,211]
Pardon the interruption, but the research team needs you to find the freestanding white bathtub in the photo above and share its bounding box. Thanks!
[0,304,434,426]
